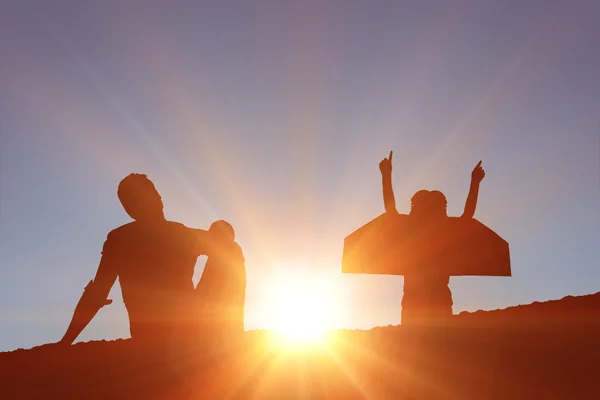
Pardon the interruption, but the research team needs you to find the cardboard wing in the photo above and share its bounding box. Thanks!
[342,213,510,277]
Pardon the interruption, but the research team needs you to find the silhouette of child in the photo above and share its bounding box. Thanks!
[379,152,485,325]
[402,189,453,324]
[195,220,246,348]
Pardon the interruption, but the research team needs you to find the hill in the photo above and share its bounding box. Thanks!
[2,292,599,399]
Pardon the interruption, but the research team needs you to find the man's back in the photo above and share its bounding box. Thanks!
[104,220,202,340]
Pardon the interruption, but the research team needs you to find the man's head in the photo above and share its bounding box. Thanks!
[410,190,447,219]
[117,174,165,221]
[209,220,235,242]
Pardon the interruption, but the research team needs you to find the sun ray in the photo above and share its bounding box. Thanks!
[321,339,371,398]
[327,330,435,396]
[32,6,220,221]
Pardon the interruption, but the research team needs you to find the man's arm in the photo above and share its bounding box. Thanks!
[190,228,214,257]
[59,235,118,345]
[462,161,485,218]
[380,151,398,214]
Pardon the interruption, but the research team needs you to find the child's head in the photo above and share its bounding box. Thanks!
[209,220,235,242]
[410,190,447,219]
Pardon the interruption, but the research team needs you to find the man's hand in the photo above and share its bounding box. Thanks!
[379,151,393,176]
[37,341,70,351]
[471,160,485,184]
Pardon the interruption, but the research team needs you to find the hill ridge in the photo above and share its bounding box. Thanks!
[2,291,599,399]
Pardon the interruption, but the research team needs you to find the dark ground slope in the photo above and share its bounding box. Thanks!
[2,293,600,400]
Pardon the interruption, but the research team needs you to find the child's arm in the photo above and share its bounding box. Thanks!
[462,161,485,218]
[380,151,398,214]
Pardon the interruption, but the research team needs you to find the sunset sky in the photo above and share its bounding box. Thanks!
[1,0,600,351]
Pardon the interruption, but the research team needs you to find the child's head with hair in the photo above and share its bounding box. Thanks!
[410,190,447,220]
[209,220,235,242]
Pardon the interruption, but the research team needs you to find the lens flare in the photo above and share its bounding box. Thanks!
[266,272,334,343]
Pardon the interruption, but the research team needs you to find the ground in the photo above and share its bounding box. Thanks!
[2,293,599,399]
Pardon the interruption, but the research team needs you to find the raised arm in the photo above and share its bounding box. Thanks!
[461,161,485,218]
[59,235,118,345]
[379,151,398,214]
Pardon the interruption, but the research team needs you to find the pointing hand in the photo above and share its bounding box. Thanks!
[471,160,485,184]
[379,151,393,176]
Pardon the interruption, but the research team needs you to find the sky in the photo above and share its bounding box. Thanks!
[1,0,599,351]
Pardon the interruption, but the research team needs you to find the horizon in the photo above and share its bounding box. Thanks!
[2,0,600,351]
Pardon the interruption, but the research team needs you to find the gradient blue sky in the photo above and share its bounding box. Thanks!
[1,0,599,351]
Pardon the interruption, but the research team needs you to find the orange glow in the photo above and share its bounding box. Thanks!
[263,268,336,343]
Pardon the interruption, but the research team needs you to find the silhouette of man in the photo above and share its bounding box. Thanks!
[195,220,246,350]
[379,152,485,325]
[59,174,218,345]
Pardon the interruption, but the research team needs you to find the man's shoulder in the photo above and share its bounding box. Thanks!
[99,222,137,253]
[106,221,137,238]
[165,220,191,230]
[164,221,199,240]
[100,222,136,249]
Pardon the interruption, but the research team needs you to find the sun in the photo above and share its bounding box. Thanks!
[266,273,335,343]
